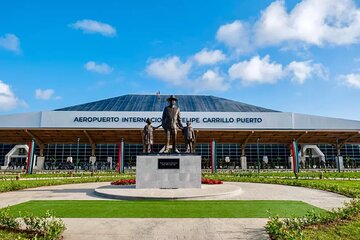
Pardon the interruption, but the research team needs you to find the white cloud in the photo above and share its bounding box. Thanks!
[0,80,23,110]
[228,55,284,85]
[216,0,360,51]
[35,89,55,100]
[228,56,325,85]
[84,61,113,74]
[70,19,116,37]
[340,73,360,88]
[0,34,20,53]
[196,69,229,92]
[193,49,226,65]
[146,56,191,85]
[145,56,229,92]
[254,0,360,46]
[216,20,250,53]
[286,61,327,84]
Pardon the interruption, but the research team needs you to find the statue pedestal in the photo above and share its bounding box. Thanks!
[136,154,201,189]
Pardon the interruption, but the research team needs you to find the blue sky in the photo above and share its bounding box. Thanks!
[1,0,360,120]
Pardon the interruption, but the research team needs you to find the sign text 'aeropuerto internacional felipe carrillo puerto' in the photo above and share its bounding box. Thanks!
[73,116,263,124]
[40,111,292,129]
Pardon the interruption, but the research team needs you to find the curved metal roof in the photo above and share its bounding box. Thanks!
[55,94,278,112]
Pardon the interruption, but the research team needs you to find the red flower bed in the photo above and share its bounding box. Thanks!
[111,178,222,185]
[111,179,136,185]
[201,178,223,184]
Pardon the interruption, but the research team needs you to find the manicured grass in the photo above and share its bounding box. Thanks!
[7,200,324,218]
[241,171,360,179]
[303,215,360,240]
[0,175,133,193]
[204,174,360,198]
[0,171,135,180]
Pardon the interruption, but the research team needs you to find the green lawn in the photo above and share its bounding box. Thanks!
[204,174,360,198]
[0,176,132,193]
[303,216,360,240]
[0,171,134,180]
[239,171,360,179]
[7,200,324,218]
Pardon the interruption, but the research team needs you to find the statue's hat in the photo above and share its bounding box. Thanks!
[166,95,177,101]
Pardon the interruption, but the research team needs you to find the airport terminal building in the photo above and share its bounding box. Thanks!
[0,94,360,171]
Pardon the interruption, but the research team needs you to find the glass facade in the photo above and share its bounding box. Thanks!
[1,143,360,170]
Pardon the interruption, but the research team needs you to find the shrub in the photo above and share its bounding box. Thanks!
[0,207,65,240]
[0,207,20,229]
[265,199,360,240]
[41,211,66,240]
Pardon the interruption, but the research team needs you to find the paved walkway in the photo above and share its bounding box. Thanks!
[62,218,269,240]
[0,182,352,239]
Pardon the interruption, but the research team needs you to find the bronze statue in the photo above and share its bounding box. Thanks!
[183,120,196,153]
[143,118,158,153]
[161,95,183,153]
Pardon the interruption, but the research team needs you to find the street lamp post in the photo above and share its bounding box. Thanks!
[257,138,260,173]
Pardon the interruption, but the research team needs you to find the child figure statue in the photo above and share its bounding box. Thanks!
[182,120,196,153]
[143,118,159,153]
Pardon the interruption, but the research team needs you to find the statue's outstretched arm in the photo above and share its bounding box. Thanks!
[154,124,162,129]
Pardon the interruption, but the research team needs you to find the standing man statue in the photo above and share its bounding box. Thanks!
[162,95,183,153]
[183,120,196,153]
[143,118,158,153]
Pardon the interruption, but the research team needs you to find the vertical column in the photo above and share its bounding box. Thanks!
[35,145,45,170]
[290,140,300,173]
[26,141,32,173]
[210,139,217,173]
[89,144,96,169]
[91,144,96,156]
[288,143,293,170]
[241,144,247,170]
[300,144,305,167]
[39,146,44,157]
[118,138,125,174]
[256,138,260,173]
[336,139,344,172]
[75,137,80,172]
[26,139,36,174]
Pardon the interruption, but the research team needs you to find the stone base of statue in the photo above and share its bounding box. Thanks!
[136,154,201,189]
